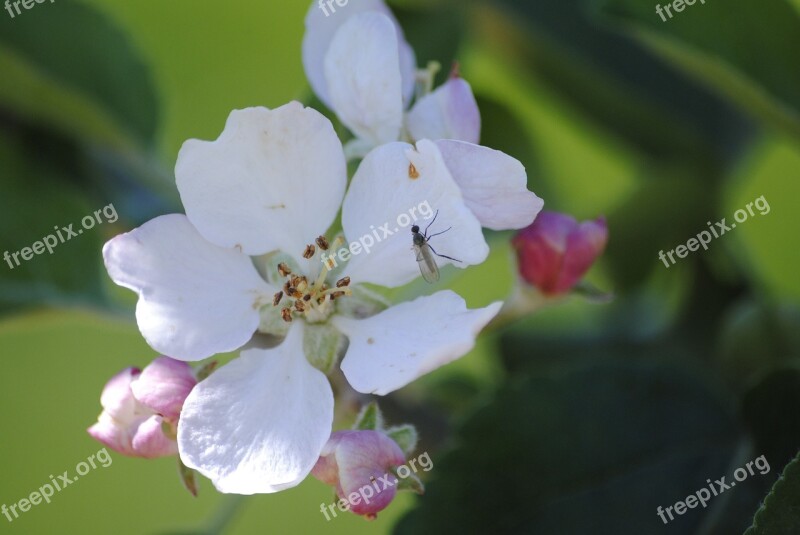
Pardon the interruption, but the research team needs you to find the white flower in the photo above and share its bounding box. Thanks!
[103,102,503,494]
[302,0,543,231]
[302,0,481,151]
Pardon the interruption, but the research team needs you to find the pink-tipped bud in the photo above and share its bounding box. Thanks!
[88,357,197,459]
[311,430,406,518]
[512,211,608,295]
[131,357,196,421]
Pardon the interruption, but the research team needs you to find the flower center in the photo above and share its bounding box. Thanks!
[271,236,351,324]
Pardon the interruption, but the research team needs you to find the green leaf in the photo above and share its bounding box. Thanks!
[393,2,466,88]
[395,361,742,533]
[488,0,753,161]
[0,1,159,148]
[716,301,800,391]
[745,451,800,534]
[742,369,800,477]
[596,0,800,140]
[0,131,108,311]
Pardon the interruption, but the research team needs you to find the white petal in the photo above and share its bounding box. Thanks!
[303,0,415,109]
[176,103,346,261]
[341,139,489,287]
[435,140,544,230]
[323,13,405,147]
[178,324,334,494]
[406,78,481,144]
[334,291,502,395]
[103,214,273,361]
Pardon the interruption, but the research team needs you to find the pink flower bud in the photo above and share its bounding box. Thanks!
[311,430,406,518]
[512,211,608,295]
[131,357,196,421]
[88,357,197,459]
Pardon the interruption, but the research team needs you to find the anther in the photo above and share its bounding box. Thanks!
[303,244,316,259]
[294,300,306,312]
[277,263,291,277]
[281,308,293,323]
[336,276,351,288]
[273,291,283,306]
[409,163,420,179]
[316,236,330,251]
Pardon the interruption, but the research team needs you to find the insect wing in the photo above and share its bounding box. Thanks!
[414,243,440,283]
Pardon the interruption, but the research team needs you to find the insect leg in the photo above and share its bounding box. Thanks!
[424,209,440,237]
[427,227,452,240]
[427,244,461,263]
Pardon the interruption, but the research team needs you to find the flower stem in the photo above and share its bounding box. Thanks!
[484,283,554,332]
[204,494,249,535]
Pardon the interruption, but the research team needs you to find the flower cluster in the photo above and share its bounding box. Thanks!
[87,0,558,517]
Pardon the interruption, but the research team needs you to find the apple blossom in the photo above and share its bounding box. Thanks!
[102,102,504,494]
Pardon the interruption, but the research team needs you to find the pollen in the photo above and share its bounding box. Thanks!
[268,240,353,323]
[408,163,420,179]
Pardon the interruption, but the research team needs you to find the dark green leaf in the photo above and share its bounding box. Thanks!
[745,451,800,534]
[0,1,159,147]
[487,0,754,161]
[395,361,741,534]
[596,0,800,141]
[0,129,110,311]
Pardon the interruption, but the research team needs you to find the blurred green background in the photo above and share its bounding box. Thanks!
[1,0,800,533]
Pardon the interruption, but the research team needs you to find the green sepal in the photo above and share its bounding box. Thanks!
[194,360,218,382]
[178,457,198,497]
[303,322,345,375]
[335,284,391,320]
[392,468,425,495]
[258,304,292,337]
[386,425,418,456]
[260,252,302,286]
[353,401,384,431]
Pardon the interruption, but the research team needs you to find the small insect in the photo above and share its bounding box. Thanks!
[411,209,461,283]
